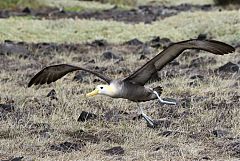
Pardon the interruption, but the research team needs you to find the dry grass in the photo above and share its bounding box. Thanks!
[0,43,239,160]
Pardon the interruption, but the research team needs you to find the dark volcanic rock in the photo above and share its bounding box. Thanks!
[22,7,31,14]
[139,54,149,60]
[104,146,124,155]
[0,4,214,23]
[180,98,191,108]
[77,111,97,122]
[138,45,151,55]
[123,38,144,46]
[2,156,24,161]
[88,39,108,47]
[197,33,208,40]
[0,42,30,58]
[47,89,58,100]
[212,129,229,138]
[154,143,179,152]
[73,71,90,83]
[50,141,86,153]
[0,104,15,112]
[101,51,123,60]
[190,57,217,68]
[149,36,172,48]
[215,62,239,73]
[200,156,211,160]
[132,114,142,121]
[190,75,204,80]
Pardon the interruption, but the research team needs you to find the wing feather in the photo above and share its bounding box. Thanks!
[124,39,235,85]
[28,64,112,87]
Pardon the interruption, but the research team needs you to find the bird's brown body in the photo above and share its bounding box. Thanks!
[110,80,161,102]
[28,39,235,126]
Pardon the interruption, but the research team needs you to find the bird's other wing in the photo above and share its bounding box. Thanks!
[124,39,235,85]
[28,64,112,87]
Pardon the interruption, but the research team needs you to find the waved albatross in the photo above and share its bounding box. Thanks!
[28,39,235,127]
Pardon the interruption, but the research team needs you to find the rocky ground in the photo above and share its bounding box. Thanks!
[0,0,240,160]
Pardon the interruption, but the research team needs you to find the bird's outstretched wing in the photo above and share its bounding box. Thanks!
[124,39,235,85]
[28,64,112,87]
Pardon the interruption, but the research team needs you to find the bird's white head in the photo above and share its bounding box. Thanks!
[86,84,117,97]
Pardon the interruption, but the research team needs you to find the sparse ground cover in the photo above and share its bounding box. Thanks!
[0,0,240,161]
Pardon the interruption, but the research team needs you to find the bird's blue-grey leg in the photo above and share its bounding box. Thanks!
[153,91,177,105]
[137,103,155,127]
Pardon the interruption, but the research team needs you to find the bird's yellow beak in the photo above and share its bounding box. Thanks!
[86,89,99,97]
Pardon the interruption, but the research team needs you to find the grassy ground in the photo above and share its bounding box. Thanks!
[0,10,239,43]
[0,0,240,160]
[0,0,214,10]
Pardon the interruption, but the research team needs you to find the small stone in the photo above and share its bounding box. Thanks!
[88,59,95,63]
[90,39,108,47]
[159,130,174,137]
[22,7,31,13]
[188,80,200,87]
[73,71,89,83]
[180,98,191,108]
[47,89,58,100]
[0,104,15,112]
[212,129,229,138]
[139,54,148,60]
[201,156,211,160]
[132,114,142,120]
[138,45,151,55]
[123,38,144,46]
[4,156,24,161]
[149,36,172,48]
[77,111,97,122]
[215,62,239,73]
[197,33,208,40]
[104,146,124,155]
[190,75,204,80]
[101,51,123,60]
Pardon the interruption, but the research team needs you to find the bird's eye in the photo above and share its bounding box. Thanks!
[100,86,103,89]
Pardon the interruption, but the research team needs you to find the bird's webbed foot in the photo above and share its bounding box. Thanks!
[138,105,156,128]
